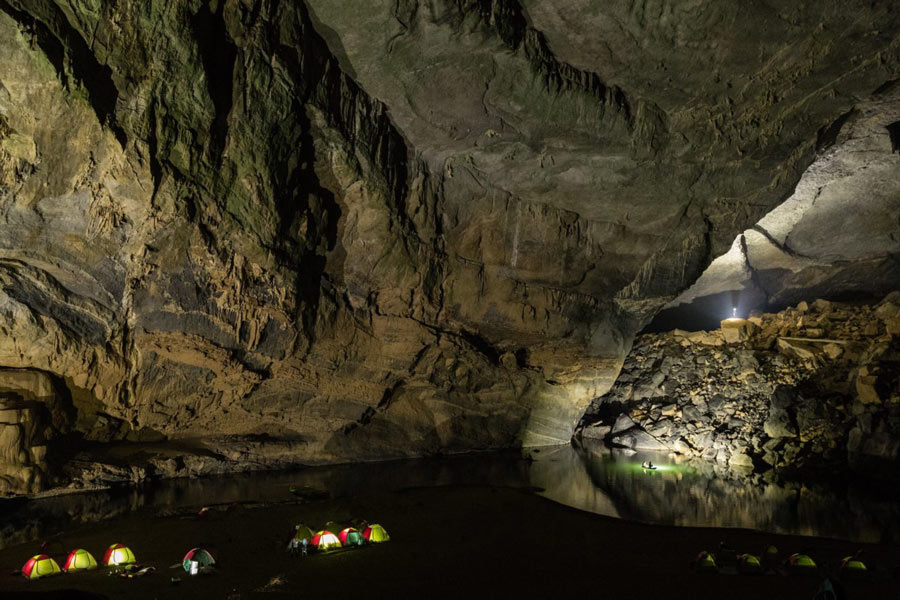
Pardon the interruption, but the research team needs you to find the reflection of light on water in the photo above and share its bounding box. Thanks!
[527,442,900,543]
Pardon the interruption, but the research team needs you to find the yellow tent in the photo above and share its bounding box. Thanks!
[64,548,98,572]
[363,524,390,543]
[22,554,61,579]
[311,530,342,551]
[103,543,137,566]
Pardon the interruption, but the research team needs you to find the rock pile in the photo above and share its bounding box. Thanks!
[580,293,900,477]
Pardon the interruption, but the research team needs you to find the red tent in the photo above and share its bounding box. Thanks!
[22,554,61,579]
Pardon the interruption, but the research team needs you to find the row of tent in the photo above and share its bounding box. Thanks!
[693,545,868,576]
[289,523,390,552]
[22,520,392,580]
[22,544,216,580]
[22,544,137,580]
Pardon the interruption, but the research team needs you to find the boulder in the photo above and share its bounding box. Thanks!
[611,414,638,435]
[874,295,900,334]
[823,343,843,359]
[764,404,796,439]
[776,337,818,361]
[608,428,669,451]
[673,438,693,455]
[855,370,881,404]
[720,318,757,344]
[580,424,612,440]
[681,405,703,422]
[729,450,754,468]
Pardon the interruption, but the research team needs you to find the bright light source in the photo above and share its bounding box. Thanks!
[732,307,737,317]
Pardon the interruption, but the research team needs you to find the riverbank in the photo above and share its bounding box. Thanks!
[2,482,898,599]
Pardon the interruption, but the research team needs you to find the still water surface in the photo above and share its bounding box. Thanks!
[2,441,897,549]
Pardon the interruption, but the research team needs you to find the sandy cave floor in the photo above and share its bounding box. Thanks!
[1,484,898,599]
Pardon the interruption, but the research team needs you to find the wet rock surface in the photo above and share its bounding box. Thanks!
[582,294,900,478]
[0,1,899,494]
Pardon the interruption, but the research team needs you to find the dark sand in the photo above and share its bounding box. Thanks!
[1,484,898,599]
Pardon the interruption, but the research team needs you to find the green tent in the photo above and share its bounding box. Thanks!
[183,548,216,573]
[293,525,315,542]
[786,553,816,572]
[737,553,761,574]
[840,556,867,573]
[339,527,366,547]
[694,551,717,572]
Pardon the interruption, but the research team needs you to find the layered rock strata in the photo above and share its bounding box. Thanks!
[1,1,900,494]
[582,295,900,478]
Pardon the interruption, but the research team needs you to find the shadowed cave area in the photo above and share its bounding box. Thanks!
[1,1,900,598]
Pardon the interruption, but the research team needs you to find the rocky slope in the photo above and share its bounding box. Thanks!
[1,1,900,494]
[581,295,900,478]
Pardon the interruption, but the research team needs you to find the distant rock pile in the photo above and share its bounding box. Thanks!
[580,294,900,477]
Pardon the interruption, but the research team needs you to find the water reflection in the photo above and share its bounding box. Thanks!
[0,453,528,550]
[532,441,900,543]
[2,444,898,549]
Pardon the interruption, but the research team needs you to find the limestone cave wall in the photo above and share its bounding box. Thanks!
[1,0,899,494]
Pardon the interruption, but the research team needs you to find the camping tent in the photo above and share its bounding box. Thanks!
[63,548,98,572]
[786,553,816,572]
[183,548,216,573]
[363,524,390,543]
[840,556,867,573]
[339,527,365,547]
[737,553,761,574]
[103,543,137,566]
[693,551,717,572]
[22,555,61,579]
[293,525,315,542]
[311,530,342,551]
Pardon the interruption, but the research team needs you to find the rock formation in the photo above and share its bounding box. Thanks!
[652,86,900,331]
[1,1,899,494]
[582,294,900,478]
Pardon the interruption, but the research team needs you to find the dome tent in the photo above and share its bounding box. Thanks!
[183,548,216,573]
[22,554,61,579]
[840,555,867,574]
[692,551,717,573]
[63,548,98,572]
[339,527,365,547]
[103,543,137,566]
[293,525,315,543]
[786,553,817,574]
[363,524,390,543]
[737,553,761,574]
[311,530,342,551]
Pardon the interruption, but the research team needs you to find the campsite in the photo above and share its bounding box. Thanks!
[2,477,898,599]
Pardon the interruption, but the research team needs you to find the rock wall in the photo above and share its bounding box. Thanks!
[582,295,900,478]
[651,85,900,331]
[0,1,899,494]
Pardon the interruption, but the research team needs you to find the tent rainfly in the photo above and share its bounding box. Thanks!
[22,555,62,579]
[311,530,342,551]
[363,524,390,543]
[737,553,761,574]
[103,543,137,566]
[339,527,365,547]
[293,525,315,543]
[787,553,816,571]
[183,548,216,573]
[63,548,98,572]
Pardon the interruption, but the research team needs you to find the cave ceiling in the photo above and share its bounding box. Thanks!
[0,0,899,488]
